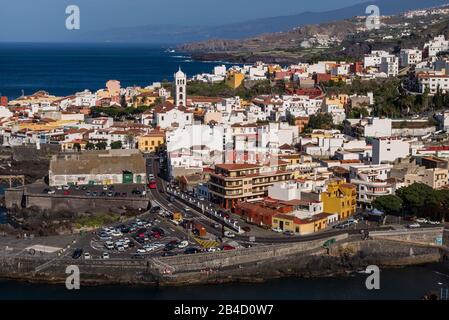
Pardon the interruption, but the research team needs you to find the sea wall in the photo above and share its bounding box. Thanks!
[369,227,444,246]
[0,237,443,287]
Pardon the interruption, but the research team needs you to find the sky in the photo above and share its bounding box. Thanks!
[0,0,369,42]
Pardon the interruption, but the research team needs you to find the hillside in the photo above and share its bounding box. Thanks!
[179,3,449,64]
[74,0,449,44]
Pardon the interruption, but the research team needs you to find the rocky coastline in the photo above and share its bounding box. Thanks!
[0,239,444,288]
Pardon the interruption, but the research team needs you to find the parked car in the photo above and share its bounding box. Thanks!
[284,231,295,236]
[111,230,122,237]
[102,252,110,259]
[83,252,91,260]
[415,218,428,224]
[222,245,235,251]
[184,247,201,254]
[224,231,236,238]
[72,248,83,259]
[212,223,221,229]
[104,241,114,250]
[407,223,421,229]
[428,220,441,225]
[271,227,283,233]
[176,240,188,249]
[99,233,112,241]
[162,251,177,257]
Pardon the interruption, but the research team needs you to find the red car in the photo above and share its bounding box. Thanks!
[222,245,235,251]
[148,180,157,189]
[63,190,70,196]
[152,232,161,239]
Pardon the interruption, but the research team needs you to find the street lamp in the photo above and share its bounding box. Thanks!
[438,282,448,300]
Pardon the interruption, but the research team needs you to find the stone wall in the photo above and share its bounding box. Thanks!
[4,189,150,213]
[155,233,349,273]
[26,193,150,212]
[369,227,444,246]
[4,188,25,208]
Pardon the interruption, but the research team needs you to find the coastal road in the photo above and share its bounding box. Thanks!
[147,157,397,244]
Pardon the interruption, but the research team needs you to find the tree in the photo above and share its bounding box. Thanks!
[95,141,107,150]
[306,113,334,131]
[372,195,403,216]
[110,141,122,149]
[396,183,441,219]
[85,142,95,150]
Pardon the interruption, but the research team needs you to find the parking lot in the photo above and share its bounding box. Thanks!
[27,182,148,199]
[69,204,245,261]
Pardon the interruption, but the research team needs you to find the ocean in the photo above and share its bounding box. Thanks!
[0,43,228,100]
[0,264,448,300]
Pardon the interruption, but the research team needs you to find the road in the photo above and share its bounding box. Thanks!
[147,156,398,244]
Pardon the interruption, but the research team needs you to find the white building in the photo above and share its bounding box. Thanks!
[379,56,399,77]
[0,106,13,119]
[424,35,449,57]
[399,49,422,67]
[363,117,392,138]
[349,164,394,208]
[152,102,194,130]
[364,50,391,68]
[372,137,410,164]
[418,73,449,94]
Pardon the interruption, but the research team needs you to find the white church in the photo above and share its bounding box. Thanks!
[152,67,194,130]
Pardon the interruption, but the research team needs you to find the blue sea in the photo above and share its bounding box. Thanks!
[0,43,228,99]
[0,264,448,300]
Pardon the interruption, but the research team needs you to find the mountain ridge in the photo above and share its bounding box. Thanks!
[73,0,449,44]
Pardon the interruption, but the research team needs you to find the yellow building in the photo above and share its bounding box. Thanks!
[61,140,87,152]
[225,72,245,89]
[321,180,357,220]
[272,213,329,235]
[138,130,165,153]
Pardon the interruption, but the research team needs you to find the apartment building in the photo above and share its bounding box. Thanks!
[372,137,410,164]
[379,56,399,77]
[399,49,422,67]
[209,163,292,209]
[418,73,449,94]
[349,164,394,208]
[424,35,449,57]
[422,168,448,189]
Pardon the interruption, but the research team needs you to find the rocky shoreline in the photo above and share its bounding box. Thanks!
[0,239,444,288]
